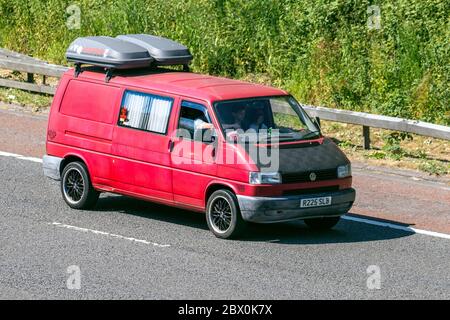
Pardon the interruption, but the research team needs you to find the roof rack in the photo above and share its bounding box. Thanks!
[66,34,193,82]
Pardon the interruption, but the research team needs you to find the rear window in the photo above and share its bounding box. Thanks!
[60,80,121,124]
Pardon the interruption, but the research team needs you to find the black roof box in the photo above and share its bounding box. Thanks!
[116,34,193,66]
[66,36,154,69]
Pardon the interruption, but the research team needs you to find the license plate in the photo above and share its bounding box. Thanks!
[300,196,332,208]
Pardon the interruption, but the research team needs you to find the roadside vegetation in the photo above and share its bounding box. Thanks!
[320,121,449,177]
[0,70,54,111]
[1,79,447,178]
[0,0,448,177]
[0,0,448,125]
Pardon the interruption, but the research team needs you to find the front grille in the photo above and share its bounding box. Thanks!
[282,185,339,196]
[282,168,337,184]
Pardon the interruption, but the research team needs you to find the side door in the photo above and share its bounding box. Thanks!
[170,100,218,208]
[111,89,176,202]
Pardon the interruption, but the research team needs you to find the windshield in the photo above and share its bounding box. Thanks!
[214,96,320,143]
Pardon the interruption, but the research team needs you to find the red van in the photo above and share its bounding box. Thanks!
[43,35,355,239]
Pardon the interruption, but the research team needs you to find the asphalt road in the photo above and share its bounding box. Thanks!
[1,155,449,299]
[0,106,449,299]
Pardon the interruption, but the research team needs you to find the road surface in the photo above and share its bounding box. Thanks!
[0,107,449,299]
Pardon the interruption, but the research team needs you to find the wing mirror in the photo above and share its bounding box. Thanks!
[194,128,216,144]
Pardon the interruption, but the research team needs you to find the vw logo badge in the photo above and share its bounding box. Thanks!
[309,172,317,181]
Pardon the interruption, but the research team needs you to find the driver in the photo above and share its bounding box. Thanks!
[222,105,246,130]
[249,108,268,131]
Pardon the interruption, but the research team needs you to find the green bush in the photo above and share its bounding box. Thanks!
[419,160,449,176]
[0,0,448,125]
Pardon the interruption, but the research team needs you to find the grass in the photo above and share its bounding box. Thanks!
[0,87,53,111]
[0,0,448,125]
[320,121,450,177]
[418,160,449,176]
[0,70,54,111]
[0,83,447,178]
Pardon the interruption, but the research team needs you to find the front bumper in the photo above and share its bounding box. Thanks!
[42,155,63,180]
[237,188,355,223]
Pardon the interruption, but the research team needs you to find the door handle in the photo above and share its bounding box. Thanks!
[168,140,174,152]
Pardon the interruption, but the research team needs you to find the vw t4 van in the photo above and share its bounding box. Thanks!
[43,34,355,239]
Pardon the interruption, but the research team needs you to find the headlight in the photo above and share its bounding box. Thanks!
[249,172,282,184]
[337,164,351,178]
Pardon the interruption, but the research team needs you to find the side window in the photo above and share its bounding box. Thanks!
[177,101,213,141]
[118,90,173,134]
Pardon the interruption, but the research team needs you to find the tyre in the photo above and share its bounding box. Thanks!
[206,189,247,239]
[304,216,340,230]
[61,161,99,209]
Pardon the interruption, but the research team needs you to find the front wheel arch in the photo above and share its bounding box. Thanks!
[205,189,247,239]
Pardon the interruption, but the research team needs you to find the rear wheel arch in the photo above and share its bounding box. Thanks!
[60,154,88,175]
[60,161,99,209]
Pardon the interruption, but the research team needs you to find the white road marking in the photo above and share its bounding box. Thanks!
[50,222,171,248]
[342,215,450,240]
[1,150,449,241]
[0,151,42,163]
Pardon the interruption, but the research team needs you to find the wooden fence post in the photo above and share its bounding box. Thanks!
[27,73,34,83]
[363,125,370,150]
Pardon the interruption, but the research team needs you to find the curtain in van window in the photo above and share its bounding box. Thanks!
[121,91,172,134]
[146,98,171,133]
